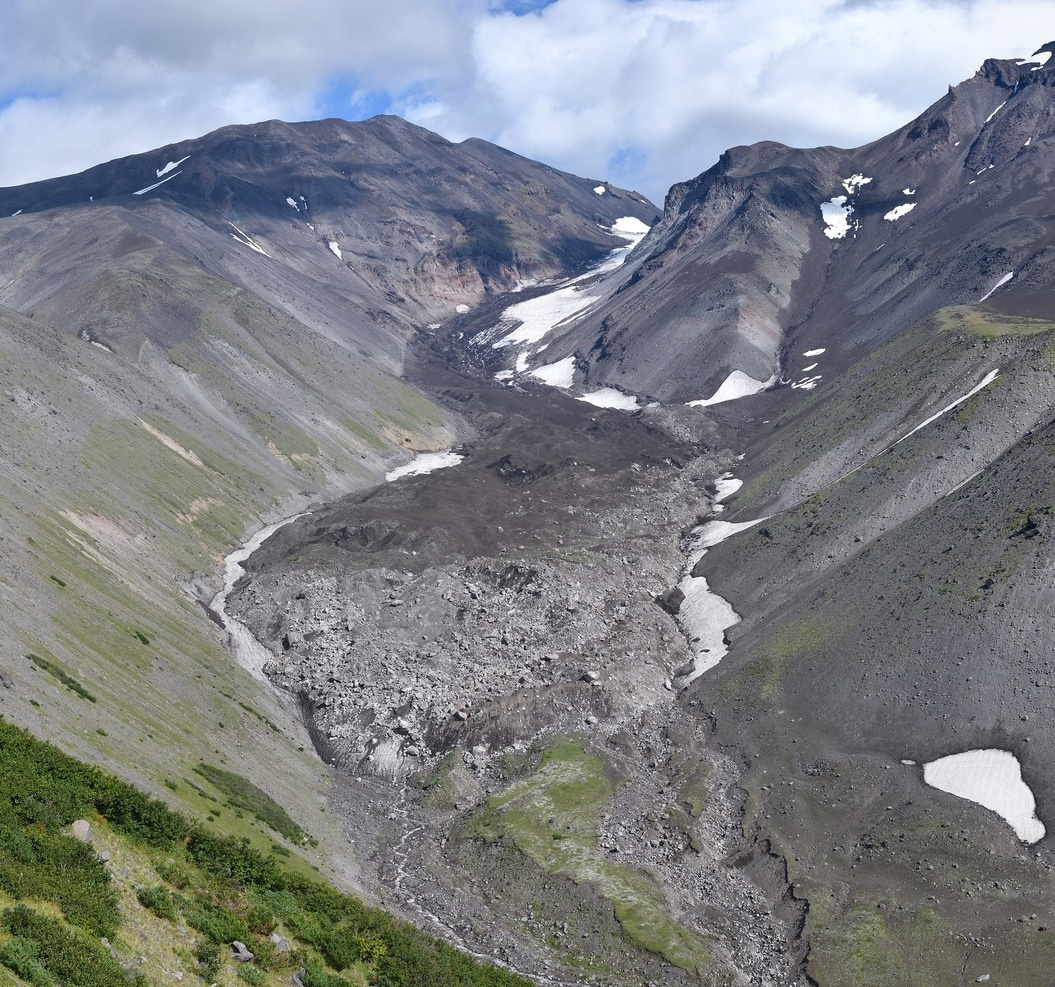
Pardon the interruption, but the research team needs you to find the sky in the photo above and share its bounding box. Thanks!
[0,0,1052,204]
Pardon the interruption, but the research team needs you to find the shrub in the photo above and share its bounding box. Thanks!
[137,884,179,922]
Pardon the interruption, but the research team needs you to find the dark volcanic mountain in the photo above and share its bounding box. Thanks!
[229,47,1055,987]
[510,53,1055,405]
[0,115,655,921]
[7,45,1055,987]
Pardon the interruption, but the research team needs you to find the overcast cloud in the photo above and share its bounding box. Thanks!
[0,0,1052,203]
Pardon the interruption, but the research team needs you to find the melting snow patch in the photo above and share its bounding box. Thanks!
[984,101,1007,125]
[286,196,300,210]
[456,304,470,314]
[156,155,190,178]
[893,369,1000,446]
[10,209,21,217]
[594,185,606,195]
[577,388,640,411]
[924,749,1045,843]
[494,370,514,382]
[493,284,600,348]
[821,196,853,239]
[687,370,773,407]
[884,202,916,222]
[211,513,308,681]
[676,514,767,684]
[529,355,576,388]
[791,375,822,390]
[228,224,271,257]
[842,174,873,194]
[385,450,464,482]
[133,172,179,195]
[979,271,1014,303]
[328,241,342,259]
[714,474,742,504]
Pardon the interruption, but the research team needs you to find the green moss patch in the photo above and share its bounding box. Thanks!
[463,738,711,974]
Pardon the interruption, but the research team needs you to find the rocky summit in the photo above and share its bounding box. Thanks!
[3,43,1055,987]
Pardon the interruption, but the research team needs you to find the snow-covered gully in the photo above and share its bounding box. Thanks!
[211,513,307,683]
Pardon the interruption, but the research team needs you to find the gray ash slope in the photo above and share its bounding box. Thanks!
[229,45,1055,987]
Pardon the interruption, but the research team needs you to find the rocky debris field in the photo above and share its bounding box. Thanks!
[227,344,808,985]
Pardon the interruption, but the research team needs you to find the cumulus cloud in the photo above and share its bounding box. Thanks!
[0,0,1052,201]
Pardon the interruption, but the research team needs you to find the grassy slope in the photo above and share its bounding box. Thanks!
[0,719,528,987]
[0,262,453,876]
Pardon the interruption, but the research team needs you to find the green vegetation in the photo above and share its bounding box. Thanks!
[935,305,1055,339]
[0,718,528,987]
[25,652,96,703]
[462,737,712,974]
[193,763,305,844]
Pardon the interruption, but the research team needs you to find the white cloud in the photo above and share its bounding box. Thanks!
[1,0,1052,201]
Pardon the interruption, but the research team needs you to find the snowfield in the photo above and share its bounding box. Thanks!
[677,504,767,684]
[385,450,464,482]
[529,355,577,388]
[923,749,1045,843]
[577,388,640,410]
[820,195,852,239]
[687,370,773,407]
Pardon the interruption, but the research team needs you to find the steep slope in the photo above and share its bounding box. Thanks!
[221,46,1055,987]
[0,117,654,880]
[492,50,1055,407]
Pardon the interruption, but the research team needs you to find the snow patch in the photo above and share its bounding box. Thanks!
[903,188,917,195]
[714,473,742,504]
[884,202,916,222]
[133,171,179,195]
[529,356,576,388]
[455,304,470,314]
[687,370,773,407]
[820,195,852,239]
[676,511,767,684]
[156,155,190,178]
[803,348,826,357]
[842,174,873,194]
[385,450,464,482]
[10,209,22,217]
[328,240,343,259]
[612,216,649,236]
[893,369,1000,447]
[228,224,271,257]
[212,513,307,682]
[593,185,606,195]
[286,196,300,210]
[983,101,1007,125]
[979,271,1014,303]
[577,388,640,411]
[924,749,1045,843]
[791,375,822,390]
